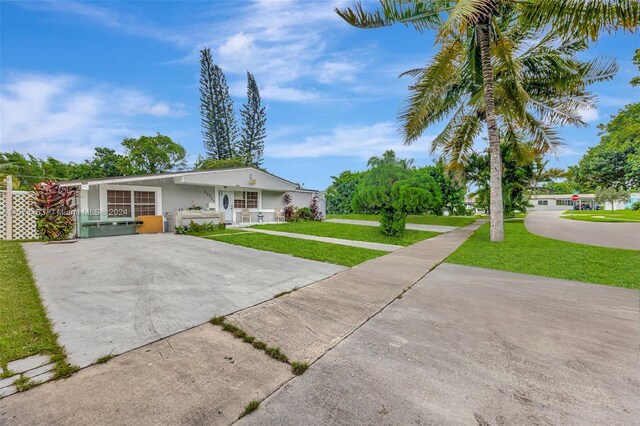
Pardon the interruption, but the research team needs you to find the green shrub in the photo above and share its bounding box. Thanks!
[632,201,640,211]
[185,221,226,233]
[175,226,187,234]
[295,207,314,221]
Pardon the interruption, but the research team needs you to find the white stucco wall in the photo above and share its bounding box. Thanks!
[262,190,286,209]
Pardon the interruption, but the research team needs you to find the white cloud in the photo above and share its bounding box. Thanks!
[266,122,433,159]
[194,0,365,102]
[0,73,186,161]
[317,61,360,84]
[578,107,599,123]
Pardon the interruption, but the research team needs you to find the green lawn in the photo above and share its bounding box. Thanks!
[561,209,640,223]
[253,221,438,247]
[0,242,75,378]
[446,221,640,289]
[326,214,476,227]
[202,231,386,267]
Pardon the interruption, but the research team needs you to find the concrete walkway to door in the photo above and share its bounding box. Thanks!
[525,210,640,250]
[241,227,403,252]
[326,218,457,233]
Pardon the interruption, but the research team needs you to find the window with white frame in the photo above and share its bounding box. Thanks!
[107,189,157,218]
[537,200,548,205]
[556,199,574,206]
[233,191,258,208]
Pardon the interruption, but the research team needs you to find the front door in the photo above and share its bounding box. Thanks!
[220,191,234,222]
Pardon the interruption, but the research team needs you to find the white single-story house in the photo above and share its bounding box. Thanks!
[529,193,640,211]
[60,167,323,238]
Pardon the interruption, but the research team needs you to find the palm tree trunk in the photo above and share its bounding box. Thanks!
[477,22,504,242]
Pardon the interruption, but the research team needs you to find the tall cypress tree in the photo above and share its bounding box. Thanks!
[199,48,220,159]
[199,47,238,160]
[238,72,267,167]
[214,66,239,159]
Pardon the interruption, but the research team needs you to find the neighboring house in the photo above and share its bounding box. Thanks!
[529,193,640,211]
[60,167,322,238]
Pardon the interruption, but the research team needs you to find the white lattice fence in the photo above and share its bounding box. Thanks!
[1,190,39,240]
[0,192,6,239]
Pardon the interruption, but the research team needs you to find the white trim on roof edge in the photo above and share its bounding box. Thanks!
[59,167,306,190]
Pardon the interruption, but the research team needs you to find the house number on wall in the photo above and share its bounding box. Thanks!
[223,195,229,209]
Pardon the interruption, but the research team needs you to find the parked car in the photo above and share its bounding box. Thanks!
[573,204,592,210]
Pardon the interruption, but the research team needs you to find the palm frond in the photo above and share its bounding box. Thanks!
[336,0,445,31]
[400,39,467,143]
[519,0,640,41]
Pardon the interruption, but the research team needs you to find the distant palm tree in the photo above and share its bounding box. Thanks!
[337,0,639,241]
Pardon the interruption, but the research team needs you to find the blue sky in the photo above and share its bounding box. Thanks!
[1,1,638,190]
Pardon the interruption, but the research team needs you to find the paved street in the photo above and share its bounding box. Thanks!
[525,210,640,250]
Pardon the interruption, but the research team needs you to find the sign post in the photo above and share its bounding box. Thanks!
[571,194,579,214]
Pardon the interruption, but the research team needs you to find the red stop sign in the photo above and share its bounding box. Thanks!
[571,194,579,201]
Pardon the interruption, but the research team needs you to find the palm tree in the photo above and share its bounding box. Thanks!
[336,0,639,241]
[402,20,618,169]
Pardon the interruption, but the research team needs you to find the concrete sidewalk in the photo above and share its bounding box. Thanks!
[226,221,485,363]
[525,210,640,250]
[325,218,457,233]
[240,263,640,425]
[242,227,403,252]
[0,221,483,424]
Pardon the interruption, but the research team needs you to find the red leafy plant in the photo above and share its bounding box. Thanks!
[283,193,297,222]
[309,195,322,221]
[30,181,79,241]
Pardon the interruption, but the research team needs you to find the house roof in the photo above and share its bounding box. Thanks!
[530,194,596,199]
[59,167,319,192]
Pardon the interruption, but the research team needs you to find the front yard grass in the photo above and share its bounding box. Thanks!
[446,221,640,289]
[0,242,74,377]
[560,209,640,223]
[253,221,438,246]
[204,232,385,267]
[326,213,476,227]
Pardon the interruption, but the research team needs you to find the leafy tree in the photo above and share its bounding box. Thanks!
[595,186,631,212]
[0,152,65,189]
[199,48,238,160]
[337,0,638,242]
[465,144,536,216]
[326,170,365,214]
[194,156,246,170]
[420,161,466,215]
[631,49,640,87]
[539,181,575,195]
[570,103,640,190]
[352,151,440,236]
[238,72,266,167]
[526,157,565,197]
[120,133,187,174]
[73,148,126,179]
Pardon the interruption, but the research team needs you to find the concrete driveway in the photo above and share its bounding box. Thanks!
[525,210,640,250]
[242,263,640,425]
[23,233,345,367]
